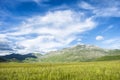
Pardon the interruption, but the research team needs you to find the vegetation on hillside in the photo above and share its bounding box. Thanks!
[95,55,120,61]
[40,45,120,62]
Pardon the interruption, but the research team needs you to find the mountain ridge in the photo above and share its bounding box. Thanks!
[0,44,120,62]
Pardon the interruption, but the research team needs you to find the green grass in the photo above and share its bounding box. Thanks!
[0,61,120,80]
[95,55,120,61]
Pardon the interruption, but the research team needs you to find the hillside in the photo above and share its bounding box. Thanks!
[0,53,37,62]
[95,55,120,61]
[40,45,110,62]
[95,49,120,61]
[0,45,120,62]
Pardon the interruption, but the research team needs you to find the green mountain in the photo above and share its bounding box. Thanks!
[0,53,38,62]
[0,45,120,62]
[95,49,120,61]
[95,55,120,61]
[40,45,116,62]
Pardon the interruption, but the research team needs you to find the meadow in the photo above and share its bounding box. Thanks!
[0,61,120,80]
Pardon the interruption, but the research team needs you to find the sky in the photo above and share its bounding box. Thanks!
[0,0,120,55]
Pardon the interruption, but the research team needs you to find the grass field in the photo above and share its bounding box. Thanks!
[0,61,120,80]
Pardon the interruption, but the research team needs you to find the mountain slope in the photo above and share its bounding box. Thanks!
[0,45,120,62]
[95,49,120,61]
[40,45,110,62]
[0,57,7,62]
[0,53,37,62]
[95,55,120,61]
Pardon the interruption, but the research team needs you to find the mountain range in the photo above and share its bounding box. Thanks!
[0,53,37,62]
[0,44,120,62]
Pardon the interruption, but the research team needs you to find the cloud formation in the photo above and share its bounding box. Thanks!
[79,0,120,17]
[0,10,96,54]
[96,36,104,41]
[102,38,120,49]
[0,0,120,55]
[79,1,94,10]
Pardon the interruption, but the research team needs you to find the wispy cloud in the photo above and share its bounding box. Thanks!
[102,38,120,49]
[101,25,114,33]
[33,0,41,4]
[0,10,96,54]
[79,0,120,17]
[0,0,120,55]
[0,39,13,55]
[94,7,120,17]
[79,1,94,10]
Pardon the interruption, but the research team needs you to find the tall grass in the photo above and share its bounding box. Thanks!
[0,61,120,80]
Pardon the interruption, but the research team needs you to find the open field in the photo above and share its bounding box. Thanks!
[0,61,120,80]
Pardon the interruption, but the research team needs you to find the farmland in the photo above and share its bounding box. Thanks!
[0,61,120,80]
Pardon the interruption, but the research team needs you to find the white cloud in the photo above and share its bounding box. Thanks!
[77,39,82,42]
[0,34,6,39]
[18,0,41,3]
[101,25,113,33]
[103,38,119,44]
[94,7,120,17]
[79,1,94,10]
[32,0,49,6]
[96,0,120,17]
[0,35,8,42]
[0,39,15,55]
[1,10,96,54]
[0,51,12,56]
[50,4,69,11]
[78,1,120,17]
[102,38,120,49]
[33,0,41,4]
[96,36,104,41]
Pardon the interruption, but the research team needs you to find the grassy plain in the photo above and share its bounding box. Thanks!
[0,61,120,80]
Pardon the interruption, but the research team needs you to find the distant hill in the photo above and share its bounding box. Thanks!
[0,53,37,62]
[0,57,7,62]
[40,45,110,62]
[0,45,120,62]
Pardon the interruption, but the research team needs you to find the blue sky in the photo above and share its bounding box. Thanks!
[0,0,120,55]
